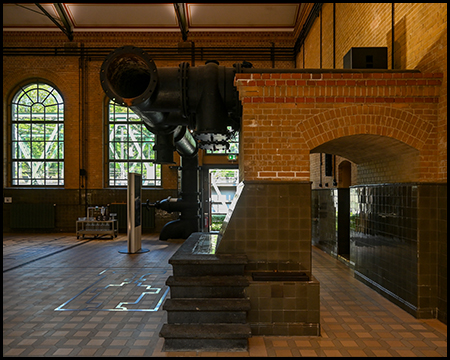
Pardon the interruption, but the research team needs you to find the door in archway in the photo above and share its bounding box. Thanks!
[337,160,352,260]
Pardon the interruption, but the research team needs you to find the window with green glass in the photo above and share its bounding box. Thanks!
[11,82,64,186]
[108,100,161,187]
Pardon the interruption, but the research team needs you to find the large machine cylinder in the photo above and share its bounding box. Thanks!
[100,46,245,239]
[100,46,242,152]
[100,46,196,162]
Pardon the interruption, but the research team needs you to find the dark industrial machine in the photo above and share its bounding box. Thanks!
[100,45,249,240]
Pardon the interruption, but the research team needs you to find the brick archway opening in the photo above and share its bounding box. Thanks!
[338,161,352,188]
[310,134,420,184]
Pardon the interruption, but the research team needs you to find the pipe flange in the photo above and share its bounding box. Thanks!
[100,46,158,107]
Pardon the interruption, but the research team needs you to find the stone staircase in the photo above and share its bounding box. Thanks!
[160,233,251,351]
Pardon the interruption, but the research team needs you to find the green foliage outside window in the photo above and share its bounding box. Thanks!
[11,82,64,186]
[108,101,161,187]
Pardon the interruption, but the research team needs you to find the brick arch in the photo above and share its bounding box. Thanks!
[4,69,67,104]
[296,105,435,152]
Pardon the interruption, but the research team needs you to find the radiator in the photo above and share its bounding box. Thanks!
[109,204,155,232]
[10,203,55,229]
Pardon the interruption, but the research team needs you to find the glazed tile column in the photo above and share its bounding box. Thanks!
[217,78,313,273]
[215,77,320,336]
[217,181,312,273]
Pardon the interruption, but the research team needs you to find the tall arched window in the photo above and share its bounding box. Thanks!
[11,82,64,186]
[108,100,161,187]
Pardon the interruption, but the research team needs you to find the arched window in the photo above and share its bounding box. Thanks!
[11,82,64,186]
[108,100,161,187]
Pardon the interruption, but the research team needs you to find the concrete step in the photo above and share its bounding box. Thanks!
[166,275,249,298]
[164,298,251,324]
[160,323,251,351]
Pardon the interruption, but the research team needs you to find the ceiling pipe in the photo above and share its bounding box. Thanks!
[3,46,294,62]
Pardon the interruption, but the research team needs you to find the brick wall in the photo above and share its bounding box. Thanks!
[300,3,447,72]
[3,56,81,188]
[295,3,447,186]
[2,3,447,220]
[303,13,321,68]
[309,154,358,189]
[3,28,295,231]
[3,28,296,190]
[235,71,443,184]
[3,3,446,189]
[320,4,334,69]
[335,3,392,68]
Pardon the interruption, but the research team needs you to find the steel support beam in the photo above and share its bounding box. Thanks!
[34,3,73,41]
[53,3,73,41]
[174,3,189,41]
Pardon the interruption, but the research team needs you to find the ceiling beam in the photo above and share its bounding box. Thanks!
[34,3,73,41]
[53,3,73,41]
[173,3,189,41]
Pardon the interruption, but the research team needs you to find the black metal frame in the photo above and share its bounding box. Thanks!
[10,81,64,187]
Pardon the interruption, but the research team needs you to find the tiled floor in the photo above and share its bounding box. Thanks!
[3,233,447,357]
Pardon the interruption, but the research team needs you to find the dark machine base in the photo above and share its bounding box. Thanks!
[159,218,199,241]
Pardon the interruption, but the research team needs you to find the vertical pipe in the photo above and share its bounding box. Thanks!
[333,3,336,69]
[271,43,275,68]
[302,46,305,69]
[319,153,323,187]
[78,49,83,196]
[271,42,275,68]
[83,46,89,203]
[320,8,322,69]
[333,154,337,186]
[79,43,88,206]
[158,154,200,240]
[392,3,395,69]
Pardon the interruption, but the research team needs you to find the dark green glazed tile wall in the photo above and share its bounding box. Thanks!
[217,180,312,273]
[245,277,320,336]
[311,189,339,256]
[417,183,447,323]
[350,184,419,311]
[312,183,446,324]
[216,180,320,336]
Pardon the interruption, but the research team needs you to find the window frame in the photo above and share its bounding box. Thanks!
[10,80,65,187]
[106,99,162,188]
[204,128,239,155]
